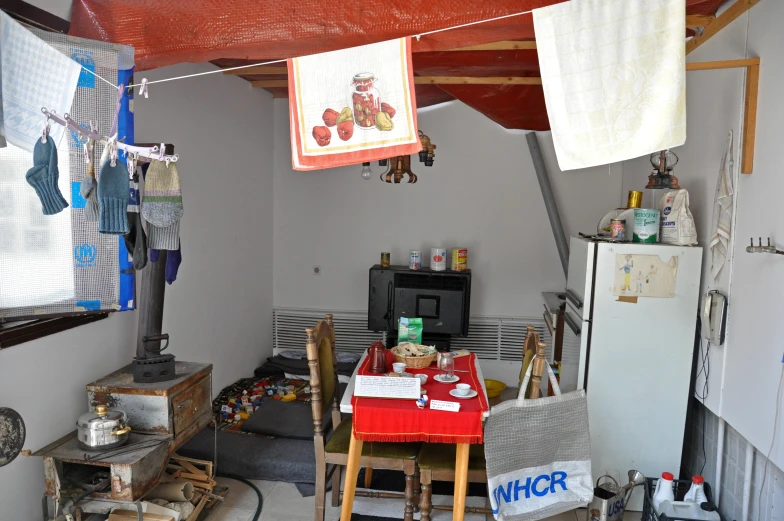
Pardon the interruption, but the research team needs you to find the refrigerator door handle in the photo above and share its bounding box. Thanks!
[565,289,583,310]
[564,312,582,336]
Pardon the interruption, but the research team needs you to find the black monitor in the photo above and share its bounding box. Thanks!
[368,265,471,337]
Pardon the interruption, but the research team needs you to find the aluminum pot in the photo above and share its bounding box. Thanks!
[76,405,131,451]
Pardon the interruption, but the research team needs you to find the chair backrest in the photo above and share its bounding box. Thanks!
[305,314,338,437]
[519,326,540,390]
[528,341,548,399]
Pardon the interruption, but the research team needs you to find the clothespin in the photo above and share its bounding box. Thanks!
[41,113,51,144]
[139,78,149,99]
[126,151,138,179]
[108,135,118,167]
[83,141,91,164]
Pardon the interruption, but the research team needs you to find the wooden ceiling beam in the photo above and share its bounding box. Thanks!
[252,76,543,88]
[686,0,760,55]
[223,66,288,76]
[442,40,537,52]
[686,14,716,28]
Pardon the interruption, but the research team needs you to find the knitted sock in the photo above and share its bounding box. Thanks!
[122,180,147,270]
[142,160,183,227]
[26,138,68,215]
[147,221,180,250]
[149,248,160,263]
[97,148,130,234]
[165,246,182,284]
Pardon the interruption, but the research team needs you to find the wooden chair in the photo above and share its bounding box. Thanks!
[307,314,421,521]
[416,340,549,520]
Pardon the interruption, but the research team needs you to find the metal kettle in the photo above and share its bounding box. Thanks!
[76,404,131,451]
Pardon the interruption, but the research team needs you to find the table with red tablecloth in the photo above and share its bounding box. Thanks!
[339,351,490,521]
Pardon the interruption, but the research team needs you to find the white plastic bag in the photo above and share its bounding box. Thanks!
[659,189,698,245]
[484,364,593,520]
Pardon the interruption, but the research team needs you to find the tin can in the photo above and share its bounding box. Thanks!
[409,250,421,270]
[380,252,391,267]
[633,209,660,243]
[610,219,625,241]
[627,190,643,209]
[451,248,468,271]
[431,248,446,271]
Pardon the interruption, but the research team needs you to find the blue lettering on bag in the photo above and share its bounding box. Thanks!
[493,471,569,509]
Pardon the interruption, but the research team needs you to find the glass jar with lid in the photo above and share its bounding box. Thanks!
[350,73,381,129]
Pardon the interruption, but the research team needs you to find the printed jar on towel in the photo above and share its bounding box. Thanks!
[351,353,489,444]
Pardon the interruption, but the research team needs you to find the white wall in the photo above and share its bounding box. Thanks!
[623,0,784,474]
[272,100,623,317]
[135,63,275,392]
[0,314,136,521]
[621,15,748,416]
[0,63,275,520]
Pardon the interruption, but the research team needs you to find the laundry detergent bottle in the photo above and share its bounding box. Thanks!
[653,472,676,511]
[684,475,709,505]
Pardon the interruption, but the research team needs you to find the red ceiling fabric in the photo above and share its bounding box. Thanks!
[69,0,563,71]
[70,0,728,130]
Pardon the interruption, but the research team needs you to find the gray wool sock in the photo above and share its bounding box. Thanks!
[81,140,99,222]
[141,160,183,227]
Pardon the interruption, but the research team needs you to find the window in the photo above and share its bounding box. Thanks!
[0,22,135,344]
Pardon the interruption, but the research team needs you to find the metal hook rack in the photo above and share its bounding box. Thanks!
[745,237,784,255]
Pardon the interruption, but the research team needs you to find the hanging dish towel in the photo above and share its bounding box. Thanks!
[710,131,734,279]
[0,12,82,151]
[287,37,420,171]
[533,0,686,170]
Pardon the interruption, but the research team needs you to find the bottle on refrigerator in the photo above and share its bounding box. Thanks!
[684,475,709,505]
[653,472,675,511]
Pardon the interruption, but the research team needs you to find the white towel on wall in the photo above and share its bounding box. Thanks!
[533,0,686,171]
[710,131,734,280]
[0,12,82,151]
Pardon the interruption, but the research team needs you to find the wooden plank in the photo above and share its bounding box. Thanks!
[252,76,543,88]
[686,0,760,55]
[742,62,759,174]
[686,14,716,28]
[444,40,537,51]
[222,66,288,76]
[686,58,760,71]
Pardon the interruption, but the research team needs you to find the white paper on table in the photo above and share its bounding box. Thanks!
[430,400,461,412]
[355,375,420,399]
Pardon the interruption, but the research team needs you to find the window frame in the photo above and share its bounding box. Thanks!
[0,1,118,348]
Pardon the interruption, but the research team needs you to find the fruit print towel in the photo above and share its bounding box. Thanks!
[287,37,420,171]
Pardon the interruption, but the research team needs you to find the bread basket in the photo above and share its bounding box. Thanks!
[391,343,437,369]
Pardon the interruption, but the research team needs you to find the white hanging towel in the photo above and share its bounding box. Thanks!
[710,131,734,279]
[0,12,82,151]
[533,0,686,171]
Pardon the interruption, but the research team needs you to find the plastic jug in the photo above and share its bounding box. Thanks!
[658,500,721,520]
[653,472,675,511]
[684,475,709,505]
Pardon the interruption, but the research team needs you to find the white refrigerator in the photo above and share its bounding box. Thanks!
[565,236,702,511]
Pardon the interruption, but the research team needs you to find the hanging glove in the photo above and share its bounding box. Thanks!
[165,246,182,284]
[81,139,100,221]
[142,159,182,250]
[97,144,130,234]
[26,137,69,215]
[122,178,147,270]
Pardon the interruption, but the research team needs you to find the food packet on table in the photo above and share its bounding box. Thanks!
[398,317,423,344]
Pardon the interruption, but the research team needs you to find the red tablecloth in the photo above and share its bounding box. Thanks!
[351,353,489,444]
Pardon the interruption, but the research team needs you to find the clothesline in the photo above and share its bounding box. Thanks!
[73,8,535,90]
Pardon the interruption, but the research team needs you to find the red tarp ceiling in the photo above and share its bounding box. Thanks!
[69,0,727,131]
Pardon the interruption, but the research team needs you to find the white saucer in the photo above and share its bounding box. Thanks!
[434,374,460,384]
[450,389,478,399]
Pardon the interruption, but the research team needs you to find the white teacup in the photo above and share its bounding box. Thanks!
[417,374,428,386]
[392,362,407,374]
[455,383,471,396]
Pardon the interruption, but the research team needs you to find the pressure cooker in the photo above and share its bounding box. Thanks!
[76,405,131,451]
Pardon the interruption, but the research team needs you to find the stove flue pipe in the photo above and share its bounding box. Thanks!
[526,132,569,278]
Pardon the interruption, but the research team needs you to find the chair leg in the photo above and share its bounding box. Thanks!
[420,477,432,521]
[413,466,421,512]
[315,457,326,521]
[331,464,342,507]
[404,467,415,521]
[364,467,373,489]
